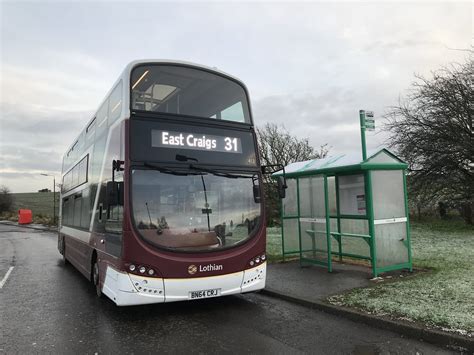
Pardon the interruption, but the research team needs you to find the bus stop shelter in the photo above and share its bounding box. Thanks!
[273,148,412,277]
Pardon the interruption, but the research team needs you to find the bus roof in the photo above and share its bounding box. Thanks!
[123,59,247,87]
[63,59,250,162]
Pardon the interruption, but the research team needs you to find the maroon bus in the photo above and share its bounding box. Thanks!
[58,60,268,306]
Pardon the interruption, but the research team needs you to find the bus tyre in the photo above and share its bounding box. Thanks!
[62,240,68,265]
[92,261,102,298]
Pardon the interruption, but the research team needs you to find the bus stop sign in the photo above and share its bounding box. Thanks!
[363,111,375,130]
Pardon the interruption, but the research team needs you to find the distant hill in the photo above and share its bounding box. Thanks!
[11,192,59,217]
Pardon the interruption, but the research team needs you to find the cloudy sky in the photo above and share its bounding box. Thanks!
[0,1,471,192]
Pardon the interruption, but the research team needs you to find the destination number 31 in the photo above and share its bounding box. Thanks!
[224,137,238,152]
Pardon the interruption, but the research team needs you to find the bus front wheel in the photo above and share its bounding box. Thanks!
[92,260,102,298]
[62,241,68,265]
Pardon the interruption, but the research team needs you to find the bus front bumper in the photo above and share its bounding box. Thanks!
[102,262,266,306]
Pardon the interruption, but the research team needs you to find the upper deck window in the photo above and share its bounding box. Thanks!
[131,65,251,124]
[109,80,123,124]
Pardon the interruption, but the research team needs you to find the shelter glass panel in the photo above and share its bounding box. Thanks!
[298,175,329,263]
[341,237,370,258]
[283,218,300,253]
[340,219,370,257]
[339,174,366,216]
[330,218,338,233]
[282,179,298,217]
[300,220,328,263]
[372,170,405,220]
[327,177,337,215]
[375,222,409,267]
[330,218,339,251]
[299,176,325,218]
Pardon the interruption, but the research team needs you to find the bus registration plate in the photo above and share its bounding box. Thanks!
[189,288,221,300]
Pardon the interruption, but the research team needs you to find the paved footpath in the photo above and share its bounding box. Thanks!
[0,224,457,354]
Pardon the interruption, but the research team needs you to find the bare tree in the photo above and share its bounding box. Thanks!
[0,185,14,213]
[257,123,328,169]
[385,58,473,224]
[256,123,328,225]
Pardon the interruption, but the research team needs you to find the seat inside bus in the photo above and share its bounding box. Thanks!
[131,66,249,122]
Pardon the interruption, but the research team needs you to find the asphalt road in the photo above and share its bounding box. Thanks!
[0,224,455,354]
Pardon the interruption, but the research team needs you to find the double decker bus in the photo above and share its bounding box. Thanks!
[59,60,267,306]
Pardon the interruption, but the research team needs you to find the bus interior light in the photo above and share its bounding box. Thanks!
[261,254,266,261]
[129,264,136,271]
[139,266,146,274]
[132,70,149,89]
[148,269,155,276]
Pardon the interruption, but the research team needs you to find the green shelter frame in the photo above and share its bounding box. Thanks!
[274,148,413,277]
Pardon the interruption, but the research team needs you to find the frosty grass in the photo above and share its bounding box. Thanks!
[266,221,474,335]
[328,221,474,336]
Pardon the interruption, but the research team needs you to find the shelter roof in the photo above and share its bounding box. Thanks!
[273,148,407,178]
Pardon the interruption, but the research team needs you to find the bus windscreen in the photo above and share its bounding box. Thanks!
[131,169,261,251]
[131,65,251,124]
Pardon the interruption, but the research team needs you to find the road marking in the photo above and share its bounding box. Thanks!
[0,266,14,289]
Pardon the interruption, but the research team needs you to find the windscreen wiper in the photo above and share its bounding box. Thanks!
[175,154,256,179]
[143,162,201,176]
[188,165,254,179]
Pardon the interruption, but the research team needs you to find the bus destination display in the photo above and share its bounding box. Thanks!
[151,130,242,153]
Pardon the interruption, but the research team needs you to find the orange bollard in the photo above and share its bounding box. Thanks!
[18,209,33,224]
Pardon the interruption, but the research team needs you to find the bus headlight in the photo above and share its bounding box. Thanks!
[125,262,160,278]
[249,254,266,267]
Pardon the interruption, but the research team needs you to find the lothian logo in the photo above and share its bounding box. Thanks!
[188,264,223,275]
[188,265,198,275]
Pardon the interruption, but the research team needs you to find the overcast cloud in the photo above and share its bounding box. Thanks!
[0,1,471,192]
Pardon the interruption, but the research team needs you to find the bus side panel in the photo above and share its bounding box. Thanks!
[85,119,126,295]
[63,234,93,280]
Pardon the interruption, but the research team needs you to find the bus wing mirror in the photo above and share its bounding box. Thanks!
[253,185,261,203]
[252,175,261,203]
[261,165,270,175]
[277,176,287,199]
[261,164,285,176]
[106,181,124,206]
